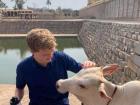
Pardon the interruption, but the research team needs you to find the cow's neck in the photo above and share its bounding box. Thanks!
[80,80,117,105]
[103,80,117,105]
[104,80,117,96]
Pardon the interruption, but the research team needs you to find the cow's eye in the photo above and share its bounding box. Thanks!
[79,84,86,89]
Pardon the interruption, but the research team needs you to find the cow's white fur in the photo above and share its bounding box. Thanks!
[56,66,140,105]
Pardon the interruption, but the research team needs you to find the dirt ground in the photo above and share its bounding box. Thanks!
[0,84,81,105]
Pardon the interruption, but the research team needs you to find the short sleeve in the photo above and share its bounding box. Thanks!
[61,52,82,73]
[16,63,26,89]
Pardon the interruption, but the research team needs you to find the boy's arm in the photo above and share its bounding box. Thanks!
[15,88,24,100]
[10,88,24,105]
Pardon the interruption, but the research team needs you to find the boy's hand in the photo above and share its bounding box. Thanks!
[10,96,20,105]
[82,60,96,68]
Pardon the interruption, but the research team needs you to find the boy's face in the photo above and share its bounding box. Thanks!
[33,47,55,66]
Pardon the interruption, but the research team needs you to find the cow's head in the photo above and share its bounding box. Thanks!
[56,64,119,101]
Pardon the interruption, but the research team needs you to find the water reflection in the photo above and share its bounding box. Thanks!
[0,37,87,84]
[0,37,28,58]
[0,37,82,58]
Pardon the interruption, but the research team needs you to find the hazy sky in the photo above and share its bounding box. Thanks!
[3,0,88,10]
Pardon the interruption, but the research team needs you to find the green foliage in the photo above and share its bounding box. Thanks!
[46,0,51,9]
[0,0,7,8]
[11,0,26,9]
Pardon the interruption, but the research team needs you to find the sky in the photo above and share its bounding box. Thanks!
[3,0,88,10]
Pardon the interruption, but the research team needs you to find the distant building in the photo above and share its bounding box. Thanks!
[87,0,107,6]
[28,7,79,19]
[60,9,79,19]
[88,0,98,5]
[72,10,79,17]
[0,9,37,19]
[0,7,79,20]
[80,0,140,20]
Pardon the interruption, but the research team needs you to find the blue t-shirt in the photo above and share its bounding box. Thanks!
[16,51,82,105]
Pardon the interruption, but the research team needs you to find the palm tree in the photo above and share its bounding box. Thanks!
[11,0,27,9]
[46,0,51,9]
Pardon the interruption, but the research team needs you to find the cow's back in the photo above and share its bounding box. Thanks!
[112,81,140,105]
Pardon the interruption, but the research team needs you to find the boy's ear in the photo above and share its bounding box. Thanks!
[102,64,119,75]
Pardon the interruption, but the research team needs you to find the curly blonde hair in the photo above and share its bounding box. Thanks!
[26,28,57,52]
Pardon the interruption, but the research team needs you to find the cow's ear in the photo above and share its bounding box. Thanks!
[102,64,119,75]
[98,83,112,100]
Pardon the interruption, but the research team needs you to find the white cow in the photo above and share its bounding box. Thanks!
[56,64,140,105]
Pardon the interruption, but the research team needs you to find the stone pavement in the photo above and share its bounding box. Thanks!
[0,84,29,105]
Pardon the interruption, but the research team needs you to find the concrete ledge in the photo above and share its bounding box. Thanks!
[0,34,77,38]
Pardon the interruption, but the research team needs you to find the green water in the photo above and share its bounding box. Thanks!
[0,37,88,84]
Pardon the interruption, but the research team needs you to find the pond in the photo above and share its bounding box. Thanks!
[0,37,88,84]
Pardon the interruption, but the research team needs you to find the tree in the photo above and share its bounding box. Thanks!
[56,6,62,15]
[46,0,51,9]
[11,0,27,9]
[0,0,7,8]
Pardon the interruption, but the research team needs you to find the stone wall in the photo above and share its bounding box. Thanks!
[80,0,140,20]
[78,20,140,84]
[0,20,83,34]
